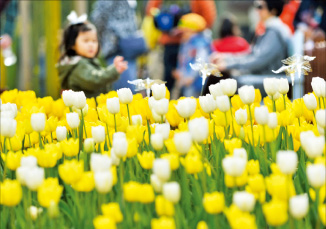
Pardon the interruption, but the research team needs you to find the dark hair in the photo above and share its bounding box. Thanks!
[60,22,99,60]
[220,17,236,38]
[264,0,285,16]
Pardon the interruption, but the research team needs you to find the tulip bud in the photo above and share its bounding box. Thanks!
[175,98,197,119]
[117,88,133,104]
[62,90,75,107]
[238,85,255,105]
[303,93,317,110]
[151,133,164,150]
[31,113,46,132]
[74,91,87,109]
[216,95,230,112]
[199,94,217,114]
[276,150,298,175]
[311,77,326,98]
[152,99,169,116]
[150,174,163,192]
[28,206,43,221]
[155,123,170,140]
[1,103,17,118]
[25,167,45,191]
[306,164,326,188]
[106,97,120,114]
[188,117,208,143]
[264,78,279,97]
[56,126,67,142]
[84,138,95,153]
[222,156,247,177]
[233,191,256,212]
[163,182,181,203]
[289,194,309,219]
[254,106,269,125]
[153,158,171,182]
[151,84,166,100]
[20,156,37,168]
[48,202,60,219]
[0,117,16,137]
[112,137,128,158]
[267,113,278,129]
[66,112,80,129]
[91,153,112,173]
[235,108,247,126]
[279,78,289,94]
[92,125,105,143]
[209,82,223,99]
[316,109,325,128]
[174,132,192,155]
[94,171,113,193]
[132,115,142,126]
[220,78,237,97]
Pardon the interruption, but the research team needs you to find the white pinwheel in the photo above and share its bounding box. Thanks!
[67,11,87,25]
[128,78,166,97]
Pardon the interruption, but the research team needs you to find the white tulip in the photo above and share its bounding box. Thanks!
[106,97,120,114]
[62,90,75,107]
[28,206,43,221]
[90,153,112,173]
[222,156,247,177]
[303,93,317,110]
[25,167,45,191]
[301,135,325,159]
[1,103,17,118]
[155,123,170,140]
[269,91,281,100]
[0,117,16,137]
[289,194,309,219]
[152,98,169,116]
[199,94,217,114]
[311,77,326,98]
[113,132,126,141]
[279,78,289,94]
[151,133,164,150]
[316,109,325,128]
[264,78,279,97]
[175,98,197,119]
[20,156,37,168]
[233,148,247,161]
[117,88,133,104]
[153,158,171,182]
[148,96,155,110]
[209,82,223,99]
[110,148,120,166]
[56,126,67,142]
[163,182,181,203]
[132,115,142,126]
[216,95,230,112]
[235,108,247,125]
[16,167,29,185]
[72,104,88,117]
[188,117,208,143]
[317,124,325,136]
[254,106,269,125]
[0,111,16,119]
[150,174,163,193]
[233,191,256,212]
[112,137,128,158]
[151,84,166,100]
[31,113,46,132]
[306,164,326,188]
[220,78,237,97]
[152,109,165,123]
[74,91,87,109]
[84,138,95,153]
[94,171,113,193]
[66,112,80,129]
[300,131,315,149]
[238,85,255,105]
[92,125,105,143]
[276,150,298,175]
[267,113,278,129]
[174,132,192,155]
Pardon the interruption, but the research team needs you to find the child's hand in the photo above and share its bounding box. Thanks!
[113,56,128,74]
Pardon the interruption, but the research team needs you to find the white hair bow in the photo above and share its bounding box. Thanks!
[67,11,87,25]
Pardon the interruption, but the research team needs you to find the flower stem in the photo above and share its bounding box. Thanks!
[283,94,287,110]
[114,114,117,132]
[127,104,131,125]
[39,133,44,149]
[248,104,255,145]
[105,124,112,148]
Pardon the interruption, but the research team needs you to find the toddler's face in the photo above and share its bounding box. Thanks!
[74,29,99,58]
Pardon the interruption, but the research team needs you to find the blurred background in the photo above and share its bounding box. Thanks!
[1,0,325,99]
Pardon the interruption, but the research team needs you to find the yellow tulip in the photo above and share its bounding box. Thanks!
[247,160,260,176]
[101,203,123,223]
[2,151,22,170]
[180,151,203,174]
[164,139,178,154]
[58,159,83,184]
[126,125,145,144]
[126,138,138,158]
[203,192,224,214]
[37,146,58,168]
[0,179,22,206]
[224,138,242,154]
[166,101,183,127]
[72,171,95,192]
[93,215,116,229]
[45,116,58,134]
[10,135,23,152]
[277,109,295,126]
[196,221,208,229]
[225,170,248,188]
[224,204,257,229]
[84,108,99,122]
[155,195,175,217]
[161,153,179,171]
[50,99,66,118]
[247,174,265,193]
[137,151,155,170]
[319,204,326,226]
[139,184,155,203]
[151,216,176,229]
[266,174,296,201]
[263,199,288,226]
[38,96,54,115]
[61,138,79,157]
[123,181,141,202]
[37,178,63,208]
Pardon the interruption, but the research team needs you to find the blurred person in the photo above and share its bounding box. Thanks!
[57,11,128,98]
[172,13,211,98]
[146,0,216,93]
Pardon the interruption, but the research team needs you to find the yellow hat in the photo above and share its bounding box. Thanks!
[178,13,207,32]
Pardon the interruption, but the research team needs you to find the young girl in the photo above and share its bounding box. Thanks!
[57,11,128,98]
